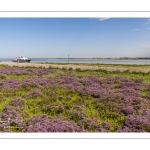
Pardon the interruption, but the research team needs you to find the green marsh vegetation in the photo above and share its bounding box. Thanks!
[0,64,150,132]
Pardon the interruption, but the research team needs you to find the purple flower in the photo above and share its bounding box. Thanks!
[25,89,42,98]
[22,114,82,132]
[9,97,24,107]
[122,106,134,115]
[94,121,111,132]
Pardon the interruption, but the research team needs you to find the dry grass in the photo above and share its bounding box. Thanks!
[1,62,150,73]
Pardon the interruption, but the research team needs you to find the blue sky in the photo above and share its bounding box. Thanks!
[0,18,150,58]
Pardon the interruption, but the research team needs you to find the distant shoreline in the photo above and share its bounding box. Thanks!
[27,58,150,60]
[1,58,150,60]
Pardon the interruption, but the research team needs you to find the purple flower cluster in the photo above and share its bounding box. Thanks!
[0,66,52,76]
[9,97,24,107]
[22,114,82,132]
[0,67,31,75]
[122,106,134,115]
[94,121,111,132]
[117,114,150,132]
[0,97,24,132]
[59,74,81,91]
[125,114,150,131]
[0,77,50,90]
[22,77,49,87]
[0,79,22,89]
[25,89,42,98]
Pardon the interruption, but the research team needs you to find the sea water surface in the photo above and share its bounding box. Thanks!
[0,58,150,64]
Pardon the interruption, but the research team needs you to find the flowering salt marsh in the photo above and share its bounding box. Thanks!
[1,64,150,132]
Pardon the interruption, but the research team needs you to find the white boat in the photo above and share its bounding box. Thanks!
[12,56,31,63]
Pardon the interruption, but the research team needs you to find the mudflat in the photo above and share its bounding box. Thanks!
[1,62,150,72]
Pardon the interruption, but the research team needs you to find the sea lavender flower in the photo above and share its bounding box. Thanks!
[9,97,24,107]
[122,106,134,115]
[22,114,81,132]
[94,121,111,132]
[125,114,150,131]
[25,89,42,98]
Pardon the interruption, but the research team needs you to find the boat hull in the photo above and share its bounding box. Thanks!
[12,59,31,63]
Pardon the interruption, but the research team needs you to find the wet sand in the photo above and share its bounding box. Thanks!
[0,62,150,73]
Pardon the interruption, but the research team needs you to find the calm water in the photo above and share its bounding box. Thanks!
[0,58,150,64]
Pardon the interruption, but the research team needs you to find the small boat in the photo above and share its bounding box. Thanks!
[12,56,31,63]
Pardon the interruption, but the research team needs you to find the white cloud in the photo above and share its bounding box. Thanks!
[98,18,110,21]
[131,29,139,31]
